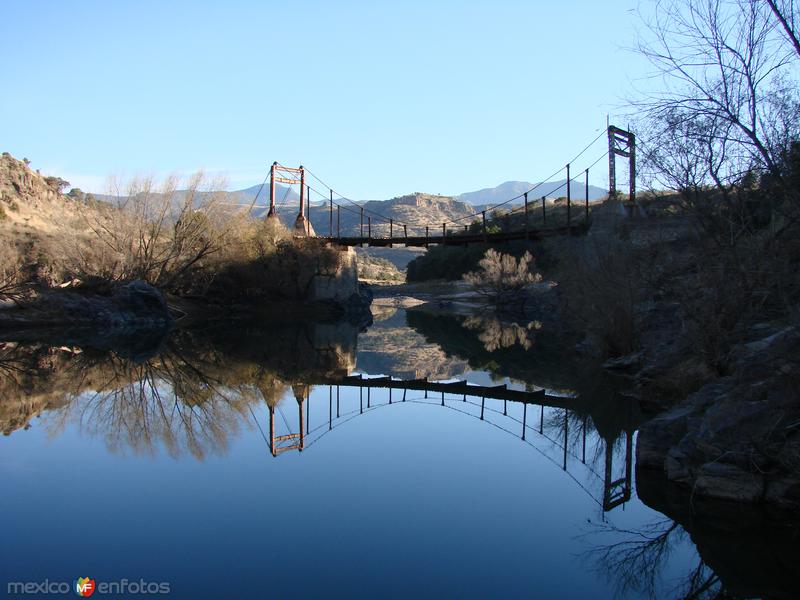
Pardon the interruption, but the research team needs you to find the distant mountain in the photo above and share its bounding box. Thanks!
[94,183,298,209]
[89,178,607,236]
[457,180,607,206]
[228,183,299,207]
[298,192,476,237]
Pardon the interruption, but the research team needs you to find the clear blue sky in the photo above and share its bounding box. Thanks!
[1,0,648,199]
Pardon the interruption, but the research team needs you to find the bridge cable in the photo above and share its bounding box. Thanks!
[297,129,610,233]
[482,149,609,224]
[446,143,608,227]
[437,130,609,227]
[245,172,270,214]
[303,167,415,228]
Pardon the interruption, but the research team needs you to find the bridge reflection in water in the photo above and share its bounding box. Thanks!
[263,375,633,512]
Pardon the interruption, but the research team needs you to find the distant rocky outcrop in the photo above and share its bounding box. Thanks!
[295,192,476,238]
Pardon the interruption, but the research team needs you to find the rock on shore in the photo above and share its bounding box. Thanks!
[636,326,800,510]
[0,280,172,329]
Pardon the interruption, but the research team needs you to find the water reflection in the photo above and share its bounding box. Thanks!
[1,312,798,599]
[259,375,635,513]
[583,472,800,599]
[583,517,701,598]
[632,469,800,599]
[0,322,355,458]
[462,314,541,351]
[0,316,636,511]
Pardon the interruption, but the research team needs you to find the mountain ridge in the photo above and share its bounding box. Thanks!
[76,174,609,236]
[457,179,607,206]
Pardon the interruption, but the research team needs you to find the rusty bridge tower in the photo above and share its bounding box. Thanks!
[267,162,315,236]
[267,385,308,456]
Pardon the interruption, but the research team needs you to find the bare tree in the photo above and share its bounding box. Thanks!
[0,239,28,304]
[68,172,247,292]
[766,0,800,56]
[628,0,800,372]
[635,0,800,181]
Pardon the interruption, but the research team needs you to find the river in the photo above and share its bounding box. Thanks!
[0,305,796,599]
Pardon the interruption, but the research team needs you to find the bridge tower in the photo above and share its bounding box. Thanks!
[602,430,633,511]
[267,162,316,236]
[267,385,307,456]
[607,126,639,217]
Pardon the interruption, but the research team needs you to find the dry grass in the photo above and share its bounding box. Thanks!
[56,172,252,292]
[0,153,323,298]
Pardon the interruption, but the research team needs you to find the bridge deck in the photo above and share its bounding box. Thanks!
[320,375,577,408]
[320,223,587,247]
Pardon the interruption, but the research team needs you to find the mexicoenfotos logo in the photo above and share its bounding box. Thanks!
[75,577,96,597]
[7,577,170,595]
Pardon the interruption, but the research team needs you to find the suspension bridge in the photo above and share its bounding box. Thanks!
[252,125,636,247]
[255,374,634,512]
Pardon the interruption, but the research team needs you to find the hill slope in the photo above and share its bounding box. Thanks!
[457,180,607,206]
[0,152,109,283]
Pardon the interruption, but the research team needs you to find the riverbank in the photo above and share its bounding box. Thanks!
[373,197,800,511]
[371,278,558,318]
[0,275,373,334]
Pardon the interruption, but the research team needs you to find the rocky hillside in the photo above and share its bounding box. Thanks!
[369,193,475,233]
[0,152,108,283]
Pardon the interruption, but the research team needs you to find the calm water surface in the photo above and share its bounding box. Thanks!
[1,307,795,599]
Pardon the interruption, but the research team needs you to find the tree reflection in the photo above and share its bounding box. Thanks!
[44,348,280,460]
[2,322,355,458]
[582,518,725,599]
[462,315,541,351]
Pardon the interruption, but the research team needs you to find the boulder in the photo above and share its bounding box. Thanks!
[694,462,765,503]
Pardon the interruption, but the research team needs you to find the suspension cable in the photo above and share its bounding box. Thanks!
[280,128,613,233]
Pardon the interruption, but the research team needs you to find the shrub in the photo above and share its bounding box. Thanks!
[67,188,85,201]
[64,172,246,292]
[406,241,538,282]
[44,176,70,193]
[463,249,542,306]
[0,239,26,302]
